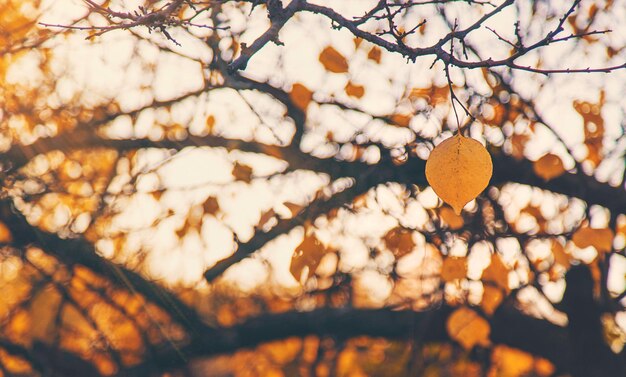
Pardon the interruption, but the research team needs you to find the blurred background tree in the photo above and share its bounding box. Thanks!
[0,0,625,376]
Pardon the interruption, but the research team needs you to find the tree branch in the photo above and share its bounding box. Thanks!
[125,303,621,376]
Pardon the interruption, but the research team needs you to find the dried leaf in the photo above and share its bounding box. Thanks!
[390,113,411,127]
[481,286,504,316]
[284,202,304,218]
[0,221,13,242]
[202,196,220,216]
[345,82,365,98]
[482,254,509,292]
[383,227,415,258]
[29,286,62,343]
[551,240,571,268]
[290,83,313,111]
[425,133,493,214]
[510,134,529,160]
[572,227,614,253]
[290,232,327,282]
[490,345,535,377]
[441,257,467,282]
[440,206,464,230]
[205,115,215,133]
[533,154,565,181]
[232,162,253,183]
[447,307,491,350]
[258,208,276,229]
[319,46,349,73]
[367,46,381,63]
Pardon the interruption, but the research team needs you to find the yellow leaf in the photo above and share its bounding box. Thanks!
[572,227,614,253]
[481,285,504,316]
[290,232,327,282]
[367,46,381,63]
[319,46,349,73]
[482,254,509,292]
[441,257,467,282]
[440,206,464,230]
[290,83,313,111]
[425,133,493,214]
[446,307,491,350]
[383,227,415,258]
[533,154,565,181]
[345,82,365,98]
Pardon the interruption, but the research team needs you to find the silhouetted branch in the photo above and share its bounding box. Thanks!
[126,302,624,376]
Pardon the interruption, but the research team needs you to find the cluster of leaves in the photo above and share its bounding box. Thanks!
[0,0,625,376]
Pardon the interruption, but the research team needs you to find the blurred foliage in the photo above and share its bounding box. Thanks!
[0,0,625,376]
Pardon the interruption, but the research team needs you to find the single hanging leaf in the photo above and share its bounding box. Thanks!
[425,133,493,214]
[319,46,349,73]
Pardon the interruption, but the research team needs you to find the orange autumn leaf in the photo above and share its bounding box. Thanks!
[283,202,304,218]
[290,83,313,111]
[481,285,504,316]
[440,206,464,230]
[345,81,365,98]
[572,227,614,253]
[383,227,415,258]
[258,208,277,229]
[533,154,565,181]
[441,256,467,282]
[551,240,571,268]
[202,196,220,216]
[205,114,215,133]
[319,46,349,73]
[0,221,13,242]
[390,113,412,127]
[482,254,510,292]
[290,232,327,282]
[446,307,491,350]
[426,133,493,214]
[232,162,253,183]
[510,134,529,160]
[489,345,535,377]
[367,46,381,63]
